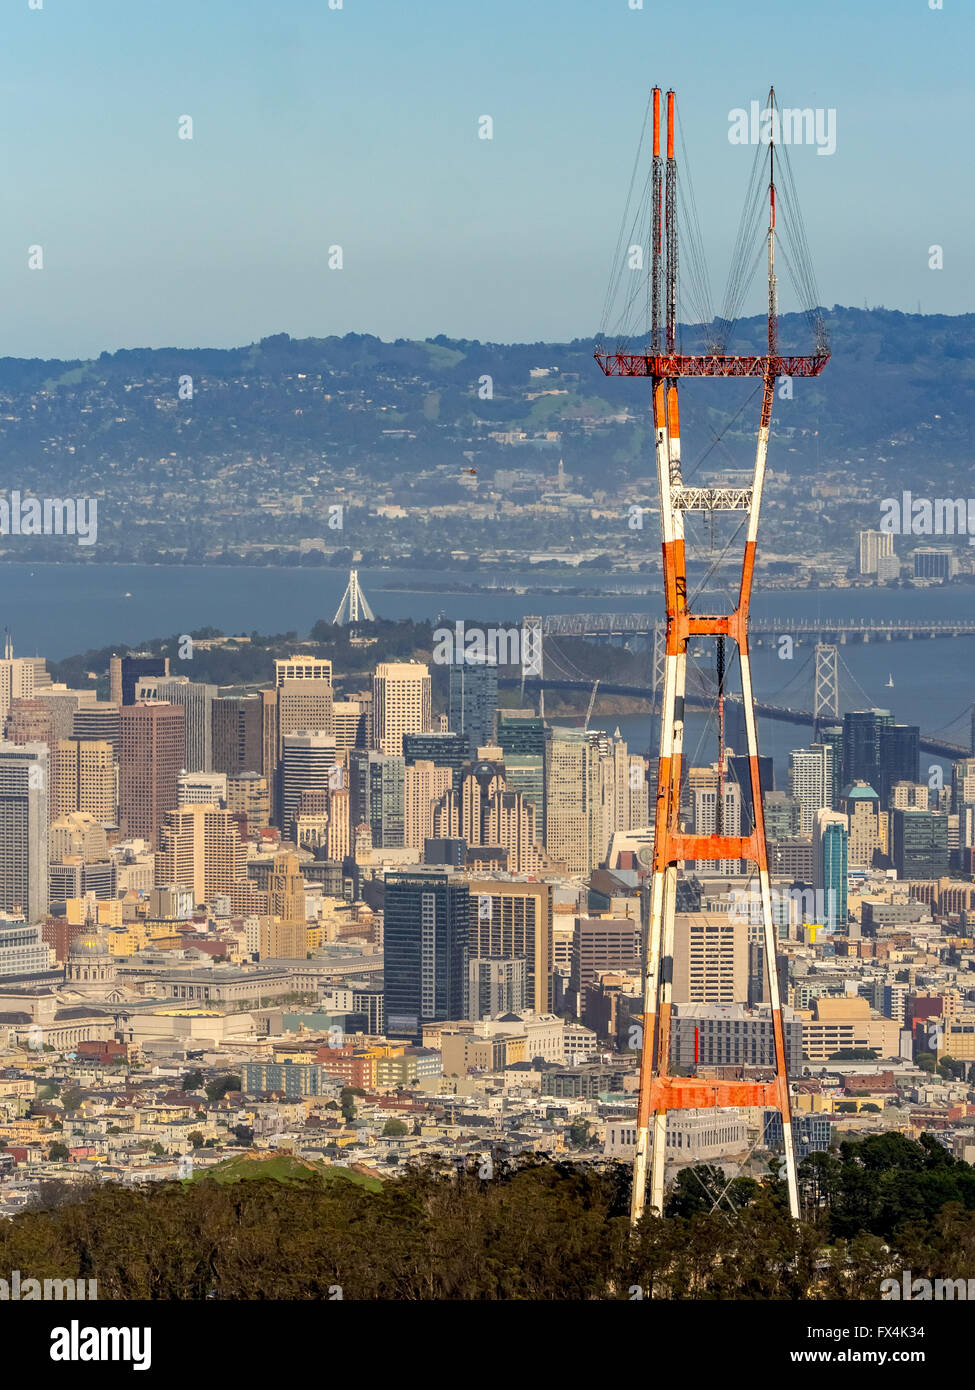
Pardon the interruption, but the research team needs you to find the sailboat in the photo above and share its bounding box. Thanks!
[885,673,894,688]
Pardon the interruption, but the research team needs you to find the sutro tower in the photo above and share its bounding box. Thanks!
[595,87,829,1224]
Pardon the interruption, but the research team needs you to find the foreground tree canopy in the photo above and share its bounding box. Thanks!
[2,1136,974,1299]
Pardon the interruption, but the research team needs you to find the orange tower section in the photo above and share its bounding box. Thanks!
[595,88,829,1224]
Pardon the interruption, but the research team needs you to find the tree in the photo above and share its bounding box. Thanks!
[182,1069,205,1091]
[568,1120,591,1149]
[188,1132,205,1149]
[60,1085,82,1113]
[917,1053,937,1073]
[47,1142,69,1162]
[939,1055,966,1081]
[205,1075,241,1103]
[382,1119,408,1137]
[340,1087,364,1124]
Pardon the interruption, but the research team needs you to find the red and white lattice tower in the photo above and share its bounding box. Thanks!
[595,87,829,1224]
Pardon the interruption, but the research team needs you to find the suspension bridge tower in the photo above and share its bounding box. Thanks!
[333,568,375,626]
[595,87,829,1224]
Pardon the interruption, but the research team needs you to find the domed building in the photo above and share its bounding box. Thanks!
[65,929,118,992]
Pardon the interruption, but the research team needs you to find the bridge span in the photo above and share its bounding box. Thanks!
[542,614,975,644]
[501,677,968,761]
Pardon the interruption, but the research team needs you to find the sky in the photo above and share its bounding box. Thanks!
[0,0,970,358]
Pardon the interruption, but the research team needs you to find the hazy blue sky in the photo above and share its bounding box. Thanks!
[1,0,970,357]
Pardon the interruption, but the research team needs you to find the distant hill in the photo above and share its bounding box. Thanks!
[0,308,970,566]
[191,1151,383,1191]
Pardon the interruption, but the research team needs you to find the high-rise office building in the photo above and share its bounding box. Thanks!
[227,772,271,831]
[212,695,264,778]
[111,653,170,707]
[673,913,749,1005]
[497,712,547,840]
[951,757,975,812]
[818,725,844,809]
[384,868,471,1038]
[280,732,338,841]
[763,791,799,840]
[468,958,528,1020]
[327,786,350,862]
[843,709,893,790]
[331,699,368,752]
[136,677,216,774]
[467,876,553,1014]
[155,804,249,905]
[546,728,601,873]
[693,779,743,875]
[0,741,49,922]
[858,529,894,576]
[878,724,920,806]
[403,731,471,791]
[448,657,498,751]
[483,789,543,874]
[0,640,52,729]
[914,548,954,581]
[177,771,228,807]
[348,749,405,848]
[404,760,454,853]
[813,809,848,932]
[0,919,51,978]
[372,662,431,756]
[261,690,278,789]
[72,703,120,759]
[892,808,949,880]
[572,915,642,1012]
[889,782,930,811]
[119,702,185,850]
[277,679,334,752]
[274,656,333,686]
[4,698,59,824]
[267,849,307,926]
[788,744,834,836]
[53,739,115,822]
[841,781,884,870]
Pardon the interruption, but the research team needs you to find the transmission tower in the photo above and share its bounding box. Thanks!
[813,643,839,737]
[332,568,375,625]
[595,86,829,1226]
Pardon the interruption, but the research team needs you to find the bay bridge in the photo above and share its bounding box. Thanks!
[542,614,975,644]
[500,677,968,760]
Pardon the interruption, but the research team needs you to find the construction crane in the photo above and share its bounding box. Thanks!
[596,86,829,1227]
